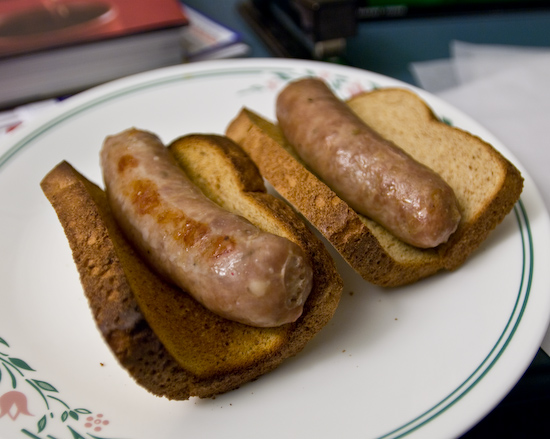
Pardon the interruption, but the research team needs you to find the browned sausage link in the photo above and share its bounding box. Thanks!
[100,128,313,327]
[276,78,461,248]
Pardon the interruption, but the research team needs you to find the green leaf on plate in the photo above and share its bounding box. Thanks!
[62,410,69,422]
[69,410,79,420]
[274,72,293,81]
[0,337,9,347]
[440,116,453,126]
[75,408,92,414]
[32,379,58,392]
[8,357,34,371]
[37,415,47,433]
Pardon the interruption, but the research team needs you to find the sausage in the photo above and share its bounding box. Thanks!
[100,128,313,327]
[276,78,461,248]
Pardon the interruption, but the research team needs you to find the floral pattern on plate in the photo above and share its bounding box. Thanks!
[0,337,114,439]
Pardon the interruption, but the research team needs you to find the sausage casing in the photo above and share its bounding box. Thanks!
[276,78,461,248]
[100,129,312,327]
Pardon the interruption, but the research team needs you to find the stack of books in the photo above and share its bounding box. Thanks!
[180,5,249,62]
[0,0,188,109]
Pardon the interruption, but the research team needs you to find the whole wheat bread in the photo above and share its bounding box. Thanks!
[40,134,343,400]
[225,87,523,287]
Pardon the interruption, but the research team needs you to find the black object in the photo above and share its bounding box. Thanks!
[356,0,550,21]
[461,348,550,438]
[238,0,357,59]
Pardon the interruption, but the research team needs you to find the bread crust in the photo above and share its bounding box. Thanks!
[225,87,523,286]
[40,134,343,400]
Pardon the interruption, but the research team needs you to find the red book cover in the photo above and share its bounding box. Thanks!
[0,0,188,58]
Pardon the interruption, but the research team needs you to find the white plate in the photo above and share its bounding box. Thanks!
[1,59,549,439]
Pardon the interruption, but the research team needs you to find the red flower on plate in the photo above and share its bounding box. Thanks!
[85,413,110,432]
[0,391,33,420]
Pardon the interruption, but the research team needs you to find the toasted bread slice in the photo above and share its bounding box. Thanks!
[40,135,342,400]
[225,88,523,287]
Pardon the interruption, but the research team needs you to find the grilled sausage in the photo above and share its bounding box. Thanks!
[276,78,461,248]
[100,128,312,327]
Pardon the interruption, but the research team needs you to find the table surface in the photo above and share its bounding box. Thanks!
[182,1,550,437]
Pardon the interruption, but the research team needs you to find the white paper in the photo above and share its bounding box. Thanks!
[451,41,550,85]
[409,58,458,93]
